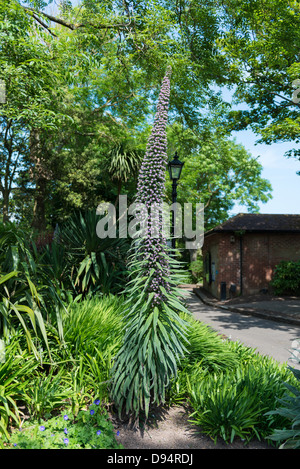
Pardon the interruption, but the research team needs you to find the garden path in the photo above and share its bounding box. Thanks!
[111,405,270,450]
[185,289,300,369]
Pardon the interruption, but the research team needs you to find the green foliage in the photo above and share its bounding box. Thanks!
[166,313,297,444]
[267,342,300,449]
[218,0,300,167]
[0,335,39,441]
[189,259,203,283]
[168,317,254,405]
[0,222,65,356]
[62,295,125,357]
[270,260,300,296]
[111,247,190,419]
[58,295,126,409]
[54,210,129,296]
[8,404,123,449]
[187,357,295,444]
[2,289,299,447]
[166,125,272,229]
[24,367,71,421]
[181,313,240,372]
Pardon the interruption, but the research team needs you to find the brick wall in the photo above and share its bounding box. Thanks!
[203,231,300,299]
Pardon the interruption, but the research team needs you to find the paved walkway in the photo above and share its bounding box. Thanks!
[182,287,300,370]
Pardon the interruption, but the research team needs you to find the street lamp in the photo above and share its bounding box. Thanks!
[168,151,184,251]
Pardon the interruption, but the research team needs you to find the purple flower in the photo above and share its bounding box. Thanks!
[64,438,69,445]
[97,430,101,436]
[63,415,68,421]
[64,428,68,434]
[94,399,100,405]
[116,430,120,436]
[90,409,95,415]
[39,425,45,431]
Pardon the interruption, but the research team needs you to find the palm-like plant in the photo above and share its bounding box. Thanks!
[108,143,143,205]
[56,209,129,296]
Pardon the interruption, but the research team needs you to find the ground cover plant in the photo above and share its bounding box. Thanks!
[9,401,123,449]
[1,0,300,452]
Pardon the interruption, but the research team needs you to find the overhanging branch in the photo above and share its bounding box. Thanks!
[23,6,131,32]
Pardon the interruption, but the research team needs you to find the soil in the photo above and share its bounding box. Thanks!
[110,404,273,450]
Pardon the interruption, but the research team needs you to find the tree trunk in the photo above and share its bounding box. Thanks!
[2,188,9,223]
[32,176,47,232]
[30,130,47,232]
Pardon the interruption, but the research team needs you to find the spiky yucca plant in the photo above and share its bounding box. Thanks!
[111,67,190,419]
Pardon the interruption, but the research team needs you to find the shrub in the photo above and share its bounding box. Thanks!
[270,260,300,295]
[53,209,129,296]
[62,295,125,356]
[24,367,72,421]
[0,222,66,356]
[187,356,295,444]
[181,313,240,372]
[189,259,203,283]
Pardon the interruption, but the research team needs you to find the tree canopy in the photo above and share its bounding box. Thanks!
[217,0,300,167]
[1,0,291,230]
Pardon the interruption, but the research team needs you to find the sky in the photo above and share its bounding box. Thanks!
[218,87,300,216]
[229,129,300,216]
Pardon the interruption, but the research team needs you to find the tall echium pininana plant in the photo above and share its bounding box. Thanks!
[111,66,190,420]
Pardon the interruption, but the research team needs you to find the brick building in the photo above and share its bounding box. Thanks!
[202,213,300,300]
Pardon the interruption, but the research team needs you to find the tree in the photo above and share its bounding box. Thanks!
[0,117,29,222]
[1,0,278,227]
[216,0,300,170]
[166,123,272,229]
[0,0,69,225]
[2,0,228,227]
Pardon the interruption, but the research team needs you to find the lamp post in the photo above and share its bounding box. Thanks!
[168,151,184,252]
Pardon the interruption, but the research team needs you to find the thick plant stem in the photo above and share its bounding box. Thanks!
[111,67,189,421]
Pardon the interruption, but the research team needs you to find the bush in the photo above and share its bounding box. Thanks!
[0,222,66,355]
[189,259,203,283]
[187,357,295,444]
[62,295,125,357]
[167,314,297,444]
[270,260,300,295]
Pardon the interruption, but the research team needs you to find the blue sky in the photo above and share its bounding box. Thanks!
[218,86,300,216]
[229,129,300,216]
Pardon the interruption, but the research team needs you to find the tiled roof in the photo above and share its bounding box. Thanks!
[205,213,300,234]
